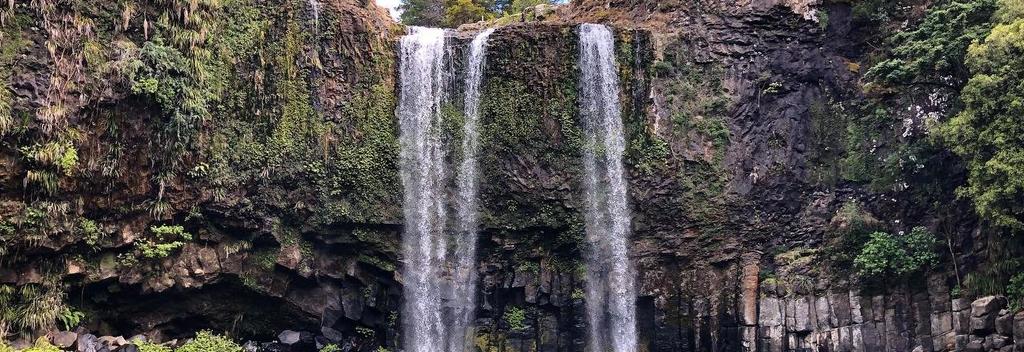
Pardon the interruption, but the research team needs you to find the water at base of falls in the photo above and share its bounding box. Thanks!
[578,23,639,352]
[397,26,493,352]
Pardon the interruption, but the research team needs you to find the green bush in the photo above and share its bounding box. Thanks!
[134,339,172,352]
[138,225,193,260]
[503,306,527,331]
[1008,272,1024,310]
[22,338,60,352]
[854,227,938,281]
[826,202,883,269]
[176,331,242,352]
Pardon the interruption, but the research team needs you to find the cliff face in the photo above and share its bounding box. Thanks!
[0,0,1015,351]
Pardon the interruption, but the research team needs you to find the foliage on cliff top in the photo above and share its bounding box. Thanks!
[400,0,560,27]
[866,0,998,87]
[939,2,1024,232]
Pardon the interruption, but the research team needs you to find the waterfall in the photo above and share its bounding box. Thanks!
[308,0,321,24]
[398,26,449,352]
[578,23,638,352]
[449,27,495,352]
[397,27,493,352]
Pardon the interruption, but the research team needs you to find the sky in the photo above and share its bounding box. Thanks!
[376,0,402,19]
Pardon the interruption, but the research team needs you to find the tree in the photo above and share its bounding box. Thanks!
[443,0,493,27]
[400,0,445,26]
[940,1,1024,231]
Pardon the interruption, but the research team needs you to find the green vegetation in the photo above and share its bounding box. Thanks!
[320,344,341,352]
[502,306,527,331]
[138,225,193,260]
[825,202,883,269]
[401,0,561,26]
[854,227,938,281]
[0,280,69,337]
[176,331,243,352]
[56,307,86,331]
[867,0,998,86]
[939,1,1024,231]
[134,338,174,352]
[21,338,61,352]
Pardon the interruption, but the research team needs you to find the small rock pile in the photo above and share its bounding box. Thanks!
[959,296,1022,352]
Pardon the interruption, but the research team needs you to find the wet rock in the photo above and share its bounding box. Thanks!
[971,296,1007,317]
[964,336,984,352]
[242,341,260,352]
[991,334,1009,349]
[50,331,79,348]
[321,326,344,343]
[996,309,1013,336]
[77,334,99,352]
[278,330,314,349]
[1015,311,1024,345]
[115,344,139,352]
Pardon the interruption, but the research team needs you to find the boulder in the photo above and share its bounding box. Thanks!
[242,341,260,352]
[97,336,118,347]
[971,296,1007,317]
[991,334,1009,349]
[50,331,79,348]
[964,336,984,352]
[77,334,99,352]
[115,344,140,352]
[260,342,290,352]
[1015,311,1024,351]
[277,330,313,349]
[996,309,1013,336]
[971,314,997,334]
[321,327,344,343]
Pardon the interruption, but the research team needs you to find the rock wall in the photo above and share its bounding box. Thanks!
[0,0,1019,351]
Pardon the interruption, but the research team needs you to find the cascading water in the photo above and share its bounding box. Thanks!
[577,23,638,352]
[398,26,450,352]
[397,27,494,352]
[449,28,495,352]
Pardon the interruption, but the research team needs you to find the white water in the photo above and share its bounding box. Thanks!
[308,0,321,23]
[398,27,494,352]
[449,28,495,352]
[578,23,638,352]
[398,26,449,352]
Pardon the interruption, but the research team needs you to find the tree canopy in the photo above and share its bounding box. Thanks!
[399,0,560,27]
[939,0,1024,231]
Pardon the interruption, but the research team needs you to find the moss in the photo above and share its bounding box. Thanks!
[1,13,30,135]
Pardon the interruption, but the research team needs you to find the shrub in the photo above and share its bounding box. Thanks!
[138,225,193,260]
[22,337,60,352]
[503,306,527,331]
[854,227,938,281]
[1008,272,1024,310]
[176,331,242,352]
[826,202,883,269]
[133,339,172,352]
[320,344,340,352]
[56,307,85,330]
